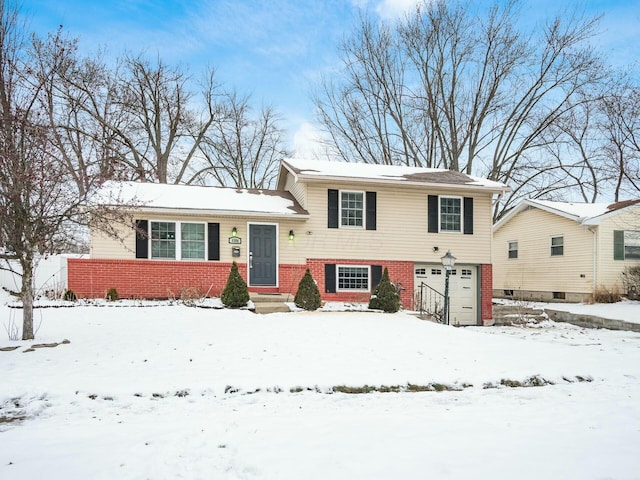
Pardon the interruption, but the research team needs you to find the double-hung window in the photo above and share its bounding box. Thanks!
[340,191,364,228]
[337,265,369,291]
[181,223,205,259]
[151,222,176,259]
[508,241,518,259]
[550,235,564,256]
[150,221,205,260]
[440,196,462,232]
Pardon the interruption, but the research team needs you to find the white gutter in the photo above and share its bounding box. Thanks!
[588,227,597,291]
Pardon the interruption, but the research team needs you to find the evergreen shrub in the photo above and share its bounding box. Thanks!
[294,269,322,311]
[368,267,400,313]
[221,261,249,308]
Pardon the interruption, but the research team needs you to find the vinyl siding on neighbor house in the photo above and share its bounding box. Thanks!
[596,209,640,292]
[492,207,595,296]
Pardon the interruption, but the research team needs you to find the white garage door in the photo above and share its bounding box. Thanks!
[414,264,478,326]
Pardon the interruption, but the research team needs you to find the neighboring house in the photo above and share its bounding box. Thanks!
[68,158,509,325]
[492,198,640,302]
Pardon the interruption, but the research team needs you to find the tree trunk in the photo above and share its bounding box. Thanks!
[21,256,35,340]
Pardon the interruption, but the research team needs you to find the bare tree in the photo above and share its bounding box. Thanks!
[110,56,224,184]
[196,91,289,188]
[0,2,132,340]
[313,0,607,218]
[599,83,640,201]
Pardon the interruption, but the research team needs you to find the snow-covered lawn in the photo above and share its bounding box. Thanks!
[494,297,640,324]
[1,299,639,479]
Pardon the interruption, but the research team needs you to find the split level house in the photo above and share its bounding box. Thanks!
[492,198,640,302]
[68,158,509,326]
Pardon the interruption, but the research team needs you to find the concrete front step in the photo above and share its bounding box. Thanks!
[250,293,292,314]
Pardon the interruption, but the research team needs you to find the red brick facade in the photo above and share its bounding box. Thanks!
[480,263,493,325]
[306,259,415,308]
[68,258,493,323]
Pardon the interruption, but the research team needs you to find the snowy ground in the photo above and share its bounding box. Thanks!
[494,297,640,324]
[1,295,639,479]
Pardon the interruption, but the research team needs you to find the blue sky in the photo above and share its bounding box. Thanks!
[22,0,640,152]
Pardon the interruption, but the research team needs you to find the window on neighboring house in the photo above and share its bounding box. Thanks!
[508,241,518,259]
[615,230,640,260]
[440,197,462,232]
[150,221,205,260]
[550,235,564,256]
[340,191,364,227]
[337,265,369,291]
[624,231,640,259]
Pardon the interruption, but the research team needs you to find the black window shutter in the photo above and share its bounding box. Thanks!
[366,191,377,230]
[614,230,625,260]
[328,189,339,228]
[208,223,220,261]
[325,264,336,293]
[464,197,474,235]
[428,195,439,233]
[135,220,148,259]
[371,265,383,290]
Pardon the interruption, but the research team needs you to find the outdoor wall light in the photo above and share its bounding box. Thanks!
[232,226,237,237]
[289,230,295,240]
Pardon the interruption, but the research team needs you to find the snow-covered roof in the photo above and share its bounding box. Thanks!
[494,198,640,231]
[279,158,510,192]
[93,181,309,218]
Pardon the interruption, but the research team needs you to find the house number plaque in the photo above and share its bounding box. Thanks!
[228,237,242,244]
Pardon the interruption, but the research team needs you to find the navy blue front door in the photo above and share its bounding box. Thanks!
[249,224,277,286]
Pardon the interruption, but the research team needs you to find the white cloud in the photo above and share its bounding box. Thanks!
[292,121,335,160]
[374,0,422,20]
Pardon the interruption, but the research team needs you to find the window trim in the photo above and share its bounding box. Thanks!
[550,235,564,257]
[508,240,518,259]
[339,190,366,229]
[438,195,463,233]
[336,264,370,292]
[149,220,207,261]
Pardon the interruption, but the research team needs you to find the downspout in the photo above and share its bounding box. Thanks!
[588,227,597,291]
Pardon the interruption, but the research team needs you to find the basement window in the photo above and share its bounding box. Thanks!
[337,265,370,291]
[552,291,566,300]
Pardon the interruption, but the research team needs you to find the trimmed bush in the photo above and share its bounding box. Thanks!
[368,267,400,313]
[63,289,77,301]
[221,261,249,308]
[294,269,322,311]
[105,287,119,302]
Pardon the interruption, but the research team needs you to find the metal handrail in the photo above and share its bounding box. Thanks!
[416,281,445,323]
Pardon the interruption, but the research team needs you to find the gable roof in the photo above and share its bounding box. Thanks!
[278,158,510,193]
[494,198,640,231]
[93,181,309,218]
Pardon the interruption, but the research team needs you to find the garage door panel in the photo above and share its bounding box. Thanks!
[414,264,478,326]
